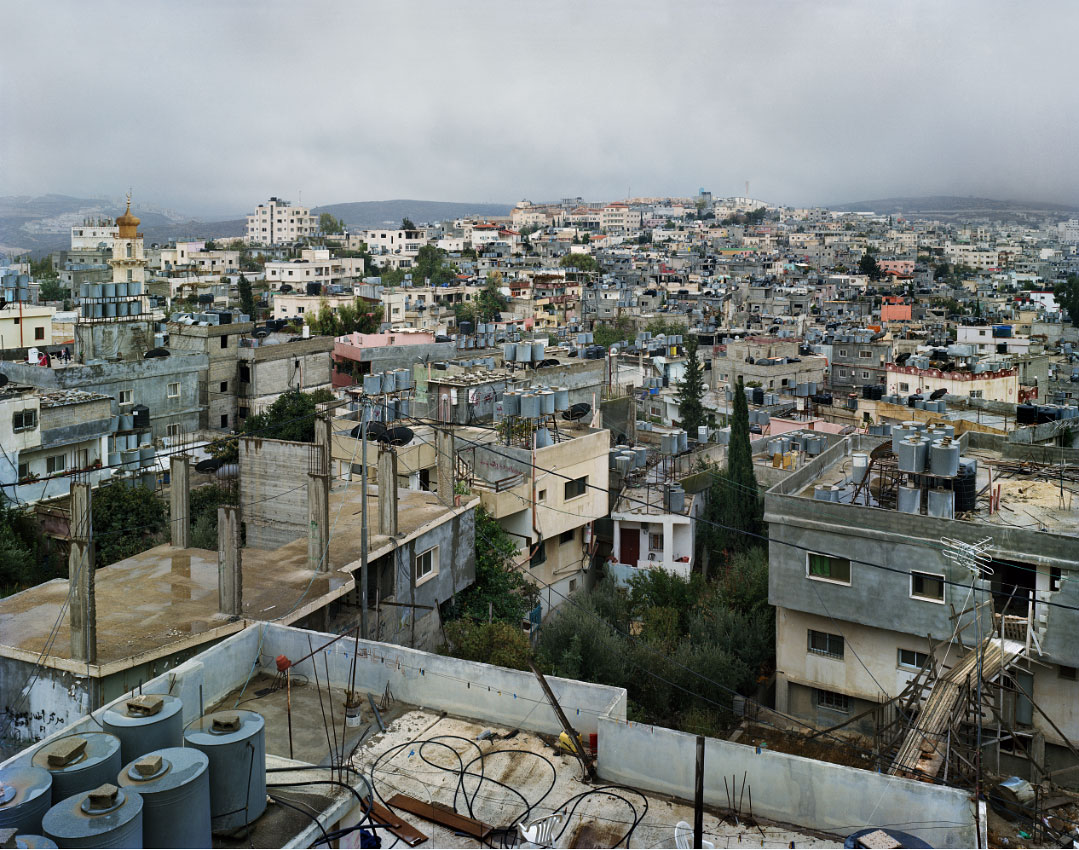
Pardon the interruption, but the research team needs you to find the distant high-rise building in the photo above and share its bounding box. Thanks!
[246,197,318,245]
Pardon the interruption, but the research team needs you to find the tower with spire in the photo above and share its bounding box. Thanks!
[75,194,153,360]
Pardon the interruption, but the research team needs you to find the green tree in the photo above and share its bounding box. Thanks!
[559,253,599,272]
[319,213,345,235]
[442,620,532,670]
[238,274,255,319]
[858,252,882,281]
[676,337,706,433]
[400,217,416,231]
[592,316,633,347]
[702,377,762,562]
[412,245,457,285]
[91,483,168,569]
[0,495,61,595]
[38,278,68,303]
[474,273,507,321]
[441,508,537,624]
[211,387,335,462]
[304,298,383,336]
[1054,274,1079,328]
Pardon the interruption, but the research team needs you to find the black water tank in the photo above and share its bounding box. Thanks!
[1016,404,1037,425]
[132,404,150,428]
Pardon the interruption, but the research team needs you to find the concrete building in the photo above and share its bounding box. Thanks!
[331,330,456,387]
[464,422,610,616]
[272,292,368,322]
[237,333,334,419]
[246,196,317,244]
[265,248,364,292]
[767,432,1079,781]
[830,333,891,395]
[715,337,827,394]
[167,315,256,430]
[886,360,1020,403]
[0,303,54,351]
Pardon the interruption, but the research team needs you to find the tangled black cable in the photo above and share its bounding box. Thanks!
[366,733,649,848]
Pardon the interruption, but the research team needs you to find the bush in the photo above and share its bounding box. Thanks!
[442,620,531,671]
[92,483,168,568]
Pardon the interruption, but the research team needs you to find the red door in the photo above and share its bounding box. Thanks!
[619,527,640,565]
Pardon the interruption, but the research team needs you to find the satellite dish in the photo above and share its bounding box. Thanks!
[379,426,414,447]
[195,458,224,473]
[0,373,7,387]
[349,421,387,440]
[561,402,591,422]
[143,347,170,359]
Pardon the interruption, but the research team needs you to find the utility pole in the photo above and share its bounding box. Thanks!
[360,400,369,640]
[528,661,596,782]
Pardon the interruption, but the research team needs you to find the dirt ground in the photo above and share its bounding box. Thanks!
[736,722,878,770]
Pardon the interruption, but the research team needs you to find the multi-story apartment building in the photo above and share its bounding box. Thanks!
[886,359,1019,403]
[767,432,1079,780]
[599,203,642,234]
[264,248,364,291]
[830,332,891,395]
[246,197,318,245]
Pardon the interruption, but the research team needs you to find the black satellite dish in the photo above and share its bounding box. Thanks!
[379,426,414,447]
[561,402,591,422]
[143,347,170,359]
[0,373,8,387]
[538,358,560,368]
[930,388,947,400]
[195,458,224,473]
[349,421,387,440]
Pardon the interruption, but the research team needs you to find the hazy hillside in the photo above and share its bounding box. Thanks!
[829,195,1079,221]
[314,199,512,228]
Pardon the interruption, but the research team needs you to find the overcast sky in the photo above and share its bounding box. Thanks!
[3,1,1076,216]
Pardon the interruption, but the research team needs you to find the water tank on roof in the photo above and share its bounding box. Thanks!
[898,485,922,514]
[363,374,381,394]
[183,710,266,833]
[42,784,142,849]
[665,484,686,513]
[0,765,53,836]
[31,733,122,804]
[117,747,211,850]
[897,438,928,474]
[929,439,960,477]
[928,488,955,519]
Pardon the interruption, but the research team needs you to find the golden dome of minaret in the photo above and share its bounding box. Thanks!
[115,193,140,238]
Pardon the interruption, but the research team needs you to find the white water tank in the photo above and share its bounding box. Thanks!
[898,485,922,514]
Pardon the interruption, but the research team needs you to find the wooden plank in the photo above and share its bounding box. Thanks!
[366,799,428,847]
[387,793,493,839]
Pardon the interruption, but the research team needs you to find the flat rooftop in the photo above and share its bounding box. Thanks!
[210,674,834,849]
[786,435,1079,534]
[0,484,471,672]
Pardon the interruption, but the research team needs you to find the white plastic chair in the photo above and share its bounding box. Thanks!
[675,820,714,849]
[517,811,565,849]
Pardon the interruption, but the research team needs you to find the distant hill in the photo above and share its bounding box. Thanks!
[829,195,1079,220]
[313,199,512,228]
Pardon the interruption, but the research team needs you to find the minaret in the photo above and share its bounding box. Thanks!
[75,194,152,360]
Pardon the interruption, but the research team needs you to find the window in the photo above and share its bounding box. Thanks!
[859,350,872,359]
[861,371,871,380]
[807,553,851,584]
[34,327,45,340]
[166,423,180,439]
[808,630,844,659]
[239,365,251,384]
[12,408,37,432]
[220,414,229,428]
[911,571,945,602]
[816,689,851,713]
[560,529,575,545]
[167,382,180,398]
[18,461,30,479]
[898,648,930,670]
[220,335,229,349]
[118,390,133,407]
[416,546,439,582]
[46,454,66,474]
[530,539,547,568]
[650,532,663,551]
[568,578,577,593]
[564,476,588,500]
[537,489,547,503]
[219,381,228,393]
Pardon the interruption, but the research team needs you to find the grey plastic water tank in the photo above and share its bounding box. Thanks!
[183,710,266,833]
[117,747,211,850]
[101,694,184,766]
[42,783,142,849]
[554,388,570,411]
[31,733,122,804]
[539,390,556,415]
[678,430,689,453]
[501,391,520,416]
[395,369,413,390]
[898,485,922,514]
[0,765,53,835]
[363,374,381,394]
[928,488,955,519]
[665,484,686,513]
[12,836,58,848]
[519,393,540,419]
[615,456,632,476]
[532,341,546,362]
[899,437,929,473]
[633,446,648,468]
[929,439,960,478]
[814,485,831,501]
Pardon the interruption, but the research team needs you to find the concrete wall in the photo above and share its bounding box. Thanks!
[596,715,976,846]
[239,436,310,548]
[0,354,206,441]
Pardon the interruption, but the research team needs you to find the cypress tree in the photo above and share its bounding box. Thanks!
[676,336,706,434]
